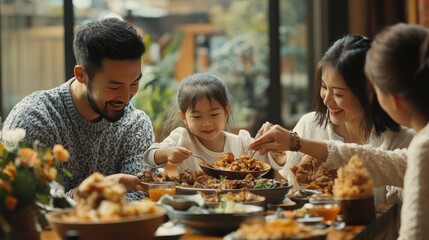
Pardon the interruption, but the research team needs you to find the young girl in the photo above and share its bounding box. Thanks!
[143,72,285,173]
[250,23,429,239]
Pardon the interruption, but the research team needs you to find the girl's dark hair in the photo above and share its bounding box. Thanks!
[176,73,230,114]
[159,73,231,139]
[365,23,429,121]
[73,17,145,80]
[313,34,400,136]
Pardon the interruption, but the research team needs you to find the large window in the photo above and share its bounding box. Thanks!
[1,0,311,139]
[1,0,65,119]
[279,0,310,127]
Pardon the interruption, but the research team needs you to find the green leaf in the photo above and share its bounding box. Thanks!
[12,169,38,209]
[61,168,73,178]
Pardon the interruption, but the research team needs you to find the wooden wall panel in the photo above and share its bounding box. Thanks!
[418,0,429,26]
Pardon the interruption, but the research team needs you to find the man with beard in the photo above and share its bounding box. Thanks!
[3,17,155,201]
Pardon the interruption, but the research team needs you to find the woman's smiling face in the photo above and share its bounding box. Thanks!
[320,67,364,126]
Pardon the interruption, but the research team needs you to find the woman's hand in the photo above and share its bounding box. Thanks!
[254,122,286,166]
[250,124,291,154]
[255,121,273,139]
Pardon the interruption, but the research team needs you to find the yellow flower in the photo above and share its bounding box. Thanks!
[53,144,69,162]
[5,195,17,210]
[44,150,54,167]
[0,179,12,193]
[17,147,39,166]
[2,162,16,180]
[43,166,57,181]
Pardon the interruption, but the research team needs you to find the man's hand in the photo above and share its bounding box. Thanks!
[102,173,144,192]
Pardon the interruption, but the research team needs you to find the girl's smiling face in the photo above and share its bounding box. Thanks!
[320,67,364,127]
[180,97,230,148]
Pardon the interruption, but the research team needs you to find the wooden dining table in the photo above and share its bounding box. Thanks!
[41,203,398,240]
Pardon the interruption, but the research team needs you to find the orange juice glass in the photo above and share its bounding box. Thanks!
[148,182,176,201]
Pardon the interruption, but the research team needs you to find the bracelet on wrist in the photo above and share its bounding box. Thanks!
[289,131,301,151]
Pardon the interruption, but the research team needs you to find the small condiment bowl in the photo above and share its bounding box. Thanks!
[305,198,341,223]
[158,194,204,211]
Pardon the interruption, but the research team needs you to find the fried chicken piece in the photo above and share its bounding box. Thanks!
[136,170,154,183]
[291,155,337,193]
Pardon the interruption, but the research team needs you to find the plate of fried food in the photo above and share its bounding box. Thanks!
[175,174,291,204]
[199,189,266,208]
[290,155,337,194]
[47,172,166,240]
[199,151,271,180]
[225,218,327,240]
[138,169,292,204]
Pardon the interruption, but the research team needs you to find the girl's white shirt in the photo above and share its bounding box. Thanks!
[143,127,283,173]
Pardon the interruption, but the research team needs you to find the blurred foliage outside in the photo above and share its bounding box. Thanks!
[133,0,307,138]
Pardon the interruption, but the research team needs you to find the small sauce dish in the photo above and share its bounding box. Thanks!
[158,194,204,211]
[305,199,341,223]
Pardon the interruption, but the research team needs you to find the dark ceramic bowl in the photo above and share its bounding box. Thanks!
[163,204,265,235]
[198,161,271,180]
[288,189,322,209]
[176,185,292,204]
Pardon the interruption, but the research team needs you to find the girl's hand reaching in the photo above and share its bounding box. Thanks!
[154,147,192,164]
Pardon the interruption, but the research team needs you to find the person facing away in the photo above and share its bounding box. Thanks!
[276,34,414,204]
[143,72,285,173]
[3,17,155,201]
[364,23,429,240]
[250,23,429,239]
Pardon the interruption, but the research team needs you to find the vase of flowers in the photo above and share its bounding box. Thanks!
[0,128,69,240]
[10,205,40,240]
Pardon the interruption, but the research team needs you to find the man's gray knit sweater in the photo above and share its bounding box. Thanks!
[3,79,155,200]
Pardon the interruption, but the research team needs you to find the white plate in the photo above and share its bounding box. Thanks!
[296,216,324,225]
[154,222,186,239]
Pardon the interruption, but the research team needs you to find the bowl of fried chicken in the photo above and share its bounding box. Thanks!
[198,152,271,180]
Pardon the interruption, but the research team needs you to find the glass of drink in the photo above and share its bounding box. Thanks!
[147,182,176,201]
[307,198,341,224]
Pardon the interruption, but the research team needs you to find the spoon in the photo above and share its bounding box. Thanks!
[190,154,213,167]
